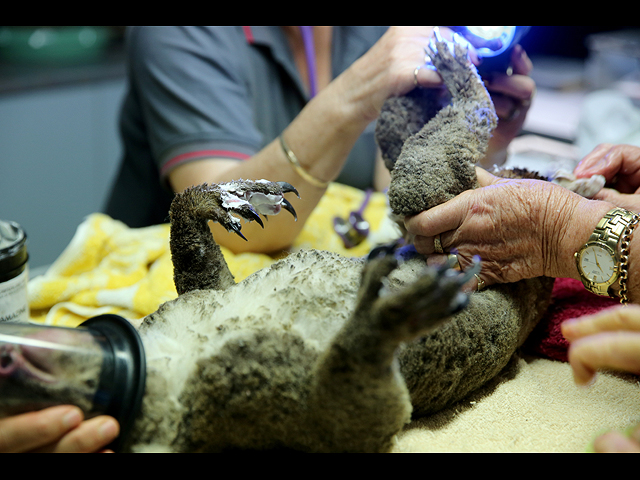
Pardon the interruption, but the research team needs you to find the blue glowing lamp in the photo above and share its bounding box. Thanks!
[457,26,531,76]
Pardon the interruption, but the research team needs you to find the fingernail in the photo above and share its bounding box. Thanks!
[98,418,119,441]
[62,407,83,428]
[577,157,607,175]
[560,320,576,338]
[577,373,597,388]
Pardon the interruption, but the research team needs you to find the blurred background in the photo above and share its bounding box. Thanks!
[1,26,639,270]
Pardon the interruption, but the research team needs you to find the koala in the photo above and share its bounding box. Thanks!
[118,37,555,452]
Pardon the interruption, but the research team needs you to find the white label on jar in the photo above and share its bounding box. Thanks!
[0,267,29,323]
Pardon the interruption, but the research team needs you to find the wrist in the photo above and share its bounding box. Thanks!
[331,58,387,126]
[563,202,640,305]
[280,77,374,185]
[548,196,616,280]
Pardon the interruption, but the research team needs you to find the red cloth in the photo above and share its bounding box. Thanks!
[524,278,620,362]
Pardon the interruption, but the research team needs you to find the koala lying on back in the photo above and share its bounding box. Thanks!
[105,36,568,453]
[6,35,596,452]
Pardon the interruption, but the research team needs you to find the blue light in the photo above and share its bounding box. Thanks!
[466,26,516,57]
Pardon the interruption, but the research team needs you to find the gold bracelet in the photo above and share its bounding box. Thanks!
[618,210,640,304]
[279,135,329,188]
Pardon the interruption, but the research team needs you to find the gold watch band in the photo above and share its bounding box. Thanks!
[579,207,640,302]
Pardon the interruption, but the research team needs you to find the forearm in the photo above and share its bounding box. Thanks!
[169,26,446,254]
[168,74,373,254]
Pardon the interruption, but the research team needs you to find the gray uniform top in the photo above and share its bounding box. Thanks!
[105,26,388,227]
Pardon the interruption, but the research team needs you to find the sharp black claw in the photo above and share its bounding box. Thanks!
[367,239,402,261]
[277,181,300,198]
[282,198,297,221]
[228,222,247,241]
[245,208,264,228]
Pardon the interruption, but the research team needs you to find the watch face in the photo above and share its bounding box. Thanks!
[579,244,616,284]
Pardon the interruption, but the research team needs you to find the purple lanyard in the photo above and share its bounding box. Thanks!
[299,26,318,98]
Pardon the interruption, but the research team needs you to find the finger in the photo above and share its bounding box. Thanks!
[593,431,640,453]
[591,188,640,213]
[566,331,640,385]
[466,272,491,293]
[510,44,533,76]
[561,305,640,341]
[425,253,451,268]
[36,415,120,453]
[605,144,640,192]
[413,235,438,255]
[414,65,445,89]
[573,143,614,177]
[0,405,83,453]
[630,421,640,444]
[404,194,469,239]
[486,73,536,101]
[475,167,501,187]
[574,144,640,190]
[492,94,518,120]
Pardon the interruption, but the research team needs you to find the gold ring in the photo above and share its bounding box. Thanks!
[447,254,460,270]
[474,273,486,292]
[434,234,443,254]
[414,65,422,87]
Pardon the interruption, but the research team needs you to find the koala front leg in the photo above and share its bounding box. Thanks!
[169,180,298,294]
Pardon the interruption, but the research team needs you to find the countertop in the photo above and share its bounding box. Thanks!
[0,40,126,95]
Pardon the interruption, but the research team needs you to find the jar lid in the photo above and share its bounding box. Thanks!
[0,220,28,276]
[80,314,146,452]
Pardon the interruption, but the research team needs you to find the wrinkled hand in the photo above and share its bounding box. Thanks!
[404,168,604,290]
[0,406,119,453]
[574,143,640,212]
[352,28,535,167]
[562,305,640,453]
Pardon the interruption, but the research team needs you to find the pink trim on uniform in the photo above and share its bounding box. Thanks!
[161,149,251,176]
[242,26,254,44]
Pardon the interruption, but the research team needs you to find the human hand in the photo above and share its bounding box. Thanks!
[0,406,119,453]
[345,26,453,122]
[574,143,640,192]
[562,305,640,453]
[561,304,640,386]
[404,168,610,290]
[481,45,536,167]
[592,423,640,453]
[573,143,640,212]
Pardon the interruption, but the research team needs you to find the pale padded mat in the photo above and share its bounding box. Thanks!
[392,355,640,453]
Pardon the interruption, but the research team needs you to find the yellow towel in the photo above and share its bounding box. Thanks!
[28,183,394,327]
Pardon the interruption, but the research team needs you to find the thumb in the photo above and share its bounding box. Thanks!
[475,167,501,187]
[593,188,640,213]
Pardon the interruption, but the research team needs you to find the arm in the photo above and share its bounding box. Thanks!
[0,406,119,453]
[166,26,450,254]
[404,168,640,299]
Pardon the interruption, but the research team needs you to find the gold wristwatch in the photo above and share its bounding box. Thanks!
[574,207,640,304]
